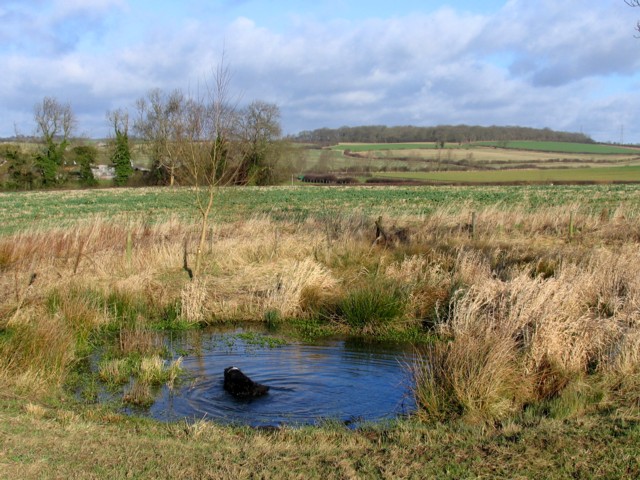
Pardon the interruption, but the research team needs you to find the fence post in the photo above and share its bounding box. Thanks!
[126,229,133,264]
[569,212,575,241]
[471,211,477,239]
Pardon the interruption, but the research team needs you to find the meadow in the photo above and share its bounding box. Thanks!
[331,141,640,155]
[305,141,640,180]
[1,184,639,478]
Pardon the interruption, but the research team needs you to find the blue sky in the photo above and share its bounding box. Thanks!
[1,0,640,142]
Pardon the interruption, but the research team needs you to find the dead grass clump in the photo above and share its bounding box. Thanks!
[413,333,528,423]
[180,279,209,323]
[415,244,640,421]
[0,313,76,388]
[385,256,454,327]
[263,259,338,318]
[122,381,154,407]
[47,288,108,345]
[139,356,183,387]
[98,358,131,385]
[118,328,163,356]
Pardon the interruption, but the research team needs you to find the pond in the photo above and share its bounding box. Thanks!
[115,326,417,428]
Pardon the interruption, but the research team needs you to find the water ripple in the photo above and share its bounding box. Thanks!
[146,329,417,427]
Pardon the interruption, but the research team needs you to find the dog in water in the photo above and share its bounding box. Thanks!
[223,366,269,398]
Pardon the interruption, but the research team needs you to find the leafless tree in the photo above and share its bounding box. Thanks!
[34,97,75,146]
[178,59,245,277]
[134,89,186,186]
[33,97,75,185]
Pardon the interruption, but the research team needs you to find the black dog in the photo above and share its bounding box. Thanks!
[223,366,269,398]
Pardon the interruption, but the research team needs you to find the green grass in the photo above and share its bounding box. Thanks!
[4,184,640,235]
[375,165,640,184]
[473,141,640,155]
[336,282,407,330]
[0,397,638,479]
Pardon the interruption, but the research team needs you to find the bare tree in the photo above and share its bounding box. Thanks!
[178,59,244,277]
[134,89,186,186]
[33,97,75,186]
[35,96,75,145]
[236,100,284,185]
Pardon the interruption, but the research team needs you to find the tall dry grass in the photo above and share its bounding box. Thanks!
[413,244,640,422]
[0,204,639,415]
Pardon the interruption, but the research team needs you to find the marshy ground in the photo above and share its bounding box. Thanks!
[0,185,639,478]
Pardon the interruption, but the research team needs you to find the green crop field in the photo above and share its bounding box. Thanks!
[472,141,640,155]
[2,183,640,235]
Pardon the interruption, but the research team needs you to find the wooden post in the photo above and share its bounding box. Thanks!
[569,212,575,241]
[126,230,133,264]
[471,211,477,239]
[374,215,388,244]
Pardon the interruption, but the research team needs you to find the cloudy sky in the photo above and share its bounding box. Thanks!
[2,0,640,142]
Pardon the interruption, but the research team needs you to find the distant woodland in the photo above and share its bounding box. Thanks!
[292,125,593,145]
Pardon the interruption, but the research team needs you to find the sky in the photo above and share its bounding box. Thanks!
[2,0,640,143]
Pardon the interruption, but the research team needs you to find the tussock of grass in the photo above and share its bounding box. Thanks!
[98,358,132,385]
[336,281,407,331]
[139,355,183,386]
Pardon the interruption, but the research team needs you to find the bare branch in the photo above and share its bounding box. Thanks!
[34,97,75,143]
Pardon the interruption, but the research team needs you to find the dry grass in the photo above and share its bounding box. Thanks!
[0,203,638,422]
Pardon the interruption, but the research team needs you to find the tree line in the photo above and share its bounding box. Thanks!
[1,87,289,191]
[292,125,594,146]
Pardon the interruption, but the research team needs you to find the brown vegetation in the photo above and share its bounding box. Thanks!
[0,203,639,426]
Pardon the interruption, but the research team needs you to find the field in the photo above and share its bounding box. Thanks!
[300,141,640,182]
[3,184,640,234]
[332,141,640,155]
[1,184,639,478]
[374,165,640,184]
[473,141,640,155]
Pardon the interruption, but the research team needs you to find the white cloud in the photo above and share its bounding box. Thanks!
[1,0,640,142]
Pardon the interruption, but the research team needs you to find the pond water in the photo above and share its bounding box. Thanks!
[123,327,417,427]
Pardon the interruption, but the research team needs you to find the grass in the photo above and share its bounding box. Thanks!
[335,281,407,331]
[0,398,638,479]
[331,142,441,151]
[302,141,640,180]
[1,185,640,477]
[3,184,640,235]
[473,140,640,154]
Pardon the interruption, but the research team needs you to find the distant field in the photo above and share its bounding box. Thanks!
[297,141,640,179]
[330,141,640,155]
[374,165,640,184]
[330,143,439,152]
[472,141,640,155]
